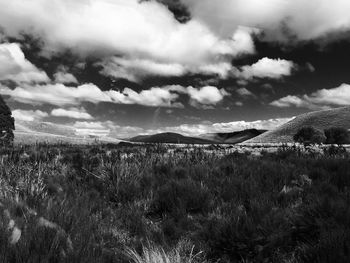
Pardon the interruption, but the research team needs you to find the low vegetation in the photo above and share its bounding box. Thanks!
[0,143,350,262]
[294,126,350,145]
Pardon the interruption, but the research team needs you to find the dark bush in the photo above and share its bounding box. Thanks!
[325,127,350,145]
[293,126,326,145]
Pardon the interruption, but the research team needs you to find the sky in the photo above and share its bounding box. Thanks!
[0,0,350,138]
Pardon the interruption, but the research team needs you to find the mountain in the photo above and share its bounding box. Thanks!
[246,106,350,144]
[129,132,214,144]
[199,129,267,144]
[128,129,266,144]
[14,120,122,144]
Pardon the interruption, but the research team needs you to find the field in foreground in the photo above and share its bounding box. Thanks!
[1,144,350,262]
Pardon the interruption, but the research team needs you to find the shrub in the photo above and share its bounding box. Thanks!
[293,127,326,145]
[324,127,350,145]
[0,95,14,146]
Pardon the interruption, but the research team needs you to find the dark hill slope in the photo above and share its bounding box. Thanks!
[199,129,267,144]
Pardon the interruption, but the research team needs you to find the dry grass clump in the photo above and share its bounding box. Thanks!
[126,240,205,263]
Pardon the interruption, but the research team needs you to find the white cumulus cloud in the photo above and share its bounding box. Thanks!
[0,43,49,83]
[12,109,49,122]
[270,83,350,109]
[0,0,256,79]
[239,58,296,80]
[1,83,228,108]
[186,86,229,107]
[0,83,111,106]
[51,107,94,120]
[182,0,350,42]
[107,87,184,108]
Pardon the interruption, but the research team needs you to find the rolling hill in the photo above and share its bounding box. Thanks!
[15,120,77,136]
[14,120,122,144]
[246,106,350,144]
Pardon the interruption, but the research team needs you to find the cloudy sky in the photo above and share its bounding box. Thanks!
[0,0,350,138]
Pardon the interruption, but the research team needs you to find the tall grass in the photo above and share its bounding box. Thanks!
[0,143,349,262]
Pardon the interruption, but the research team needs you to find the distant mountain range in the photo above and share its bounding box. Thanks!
[247,106,350,144]
[128,129,266,144]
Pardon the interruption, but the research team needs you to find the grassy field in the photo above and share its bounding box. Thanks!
[0,143,350,262]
